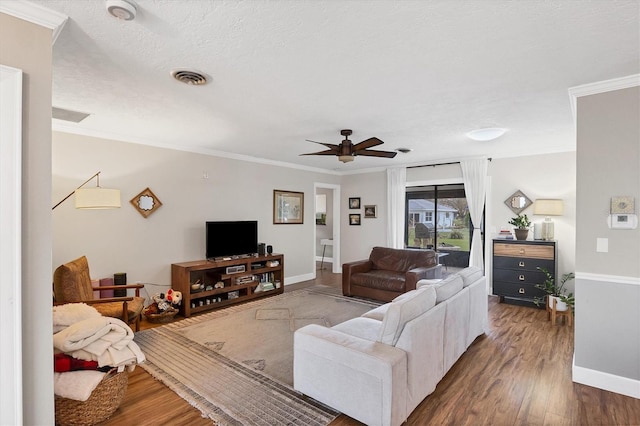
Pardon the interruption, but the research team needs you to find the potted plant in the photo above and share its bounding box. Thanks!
[508,213,531,240]
[533,267,575,313]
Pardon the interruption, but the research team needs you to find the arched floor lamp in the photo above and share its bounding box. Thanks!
[52,171,120,210]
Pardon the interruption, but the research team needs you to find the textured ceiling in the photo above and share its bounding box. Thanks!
[35,0,640,172]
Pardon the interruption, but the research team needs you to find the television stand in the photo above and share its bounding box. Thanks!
[172,253,284,317]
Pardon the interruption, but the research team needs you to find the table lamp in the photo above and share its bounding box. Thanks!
[533,199,564,240]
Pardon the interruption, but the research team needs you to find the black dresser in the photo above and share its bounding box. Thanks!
[492,239,557,308]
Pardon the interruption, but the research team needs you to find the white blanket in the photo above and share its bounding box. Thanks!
[53,317,145,369]
[52,303,101,333]
[54,370,105,401]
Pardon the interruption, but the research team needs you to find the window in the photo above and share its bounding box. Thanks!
[405,184,482,268]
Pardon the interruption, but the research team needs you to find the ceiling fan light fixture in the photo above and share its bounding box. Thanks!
[466,127,507,141]
[106,0,137,21]
[338,155,354,163]
[396,148,413,154]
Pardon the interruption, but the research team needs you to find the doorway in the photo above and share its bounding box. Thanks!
[314,183,341,274]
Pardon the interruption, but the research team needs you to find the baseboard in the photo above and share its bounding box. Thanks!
[284,272,315,286]
[573,355,640,399]
[314,255,334,263]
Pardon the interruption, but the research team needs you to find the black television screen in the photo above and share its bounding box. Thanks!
[206,221,258,259]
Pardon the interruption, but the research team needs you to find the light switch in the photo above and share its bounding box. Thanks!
[596,238,608,253]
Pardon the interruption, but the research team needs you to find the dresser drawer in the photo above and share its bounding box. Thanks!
[493,268,547,285]
[494,243,554,260]
[493,256,554,273]
[493,281,545,299]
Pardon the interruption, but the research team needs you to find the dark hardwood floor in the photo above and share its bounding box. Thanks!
[99,266,640,425]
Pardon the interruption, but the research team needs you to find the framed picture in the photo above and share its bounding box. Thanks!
[273,190,304,224]
[349,213,361,226]
[364,205,377,218]
[349,197,361,209]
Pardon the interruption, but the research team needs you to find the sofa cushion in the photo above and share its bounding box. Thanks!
[416,278,442,289]
[332,317,382,342]
[422,274,464,303]
[378,286,437,345]
[361,304,389,321]
[369,246,437,273]
[351,270,406,292]
[458,266,483,287]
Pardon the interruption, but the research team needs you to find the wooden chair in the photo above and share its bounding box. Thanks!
[53,256,145,331]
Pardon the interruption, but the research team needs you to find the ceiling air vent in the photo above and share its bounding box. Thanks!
[52,106,91,123]
[170,69,208,85]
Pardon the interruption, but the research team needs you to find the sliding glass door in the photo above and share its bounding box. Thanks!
[406,184,477,268]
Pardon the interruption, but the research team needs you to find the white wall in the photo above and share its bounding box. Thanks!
[52,132,340,289]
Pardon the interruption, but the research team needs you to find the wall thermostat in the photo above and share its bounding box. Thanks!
[607,214,638,229]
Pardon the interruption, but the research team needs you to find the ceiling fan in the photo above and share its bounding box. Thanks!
[302,129,398,163]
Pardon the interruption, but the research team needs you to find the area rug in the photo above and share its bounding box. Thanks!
[135,286,380,425]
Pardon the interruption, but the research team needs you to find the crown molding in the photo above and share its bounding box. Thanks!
[0,0,68,44]
[568,74,640,123]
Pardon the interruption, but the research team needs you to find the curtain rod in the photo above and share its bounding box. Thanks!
[407,158,492,169]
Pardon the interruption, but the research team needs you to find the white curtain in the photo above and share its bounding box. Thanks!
[386,167,406,248]
[461,158,489,269]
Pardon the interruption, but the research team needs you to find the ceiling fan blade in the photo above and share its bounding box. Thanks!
[354,149,397,158]
[305,139,340,150]
[300,149,340,156]
[353,137,383,151]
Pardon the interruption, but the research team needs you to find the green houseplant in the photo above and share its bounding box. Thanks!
[533,267,575,313]
[508,213,531,240]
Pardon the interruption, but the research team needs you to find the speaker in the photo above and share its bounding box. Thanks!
[114,272,127,297]
[267,245,273,254]
[258,243,266,256]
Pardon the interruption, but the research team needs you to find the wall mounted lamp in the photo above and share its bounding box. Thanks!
[52,171,121,210]
[533,199,564,240]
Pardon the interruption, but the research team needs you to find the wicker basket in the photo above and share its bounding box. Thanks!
[55,370,128,426]
[144,307,178,323]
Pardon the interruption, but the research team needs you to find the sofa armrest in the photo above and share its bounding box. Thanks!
[405,264,442,290]
[342,259,373,296]
[294,324,408,426]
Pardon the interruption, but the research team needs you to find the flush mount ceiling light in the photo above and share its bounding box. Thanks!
[170,69,208,85]
[106,0,137,21]
[466,127,507,141]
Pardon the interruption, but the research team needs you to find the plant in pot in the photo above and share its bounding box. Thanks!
[533,267,575,313]
[508,213,531,240]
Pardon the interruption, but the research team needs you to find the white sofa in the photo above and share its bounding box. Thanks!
[293,267,487,426]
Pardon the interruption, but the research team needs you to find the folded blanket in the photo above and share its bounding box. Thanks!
[54,317,145,369]
[54,370,106,401]
[53,303,101,333]
[54,353,99,372]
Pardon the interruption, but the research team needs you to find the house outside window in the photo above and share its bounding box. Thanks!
[405,184,480,268]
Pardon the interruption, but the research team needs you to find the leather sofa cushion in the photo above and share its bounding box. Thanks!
[378,286,437,345]
[369,246,437,273]
[351,270,406,292]
[420,274,464,303]
[458,266,483,287]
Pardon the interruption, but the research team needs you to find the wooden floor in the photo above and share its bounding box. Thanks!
[100,267,640,425]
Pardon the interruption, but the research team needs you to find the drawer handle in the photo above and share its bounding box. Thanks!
[519,261,525,267]
[519,249,525,254]
[519,288,525,294]
[519,275,525,281]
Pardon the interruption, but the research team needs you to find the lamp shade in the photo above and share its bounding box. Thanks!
[534,199,564,216]
[75,188,121,209]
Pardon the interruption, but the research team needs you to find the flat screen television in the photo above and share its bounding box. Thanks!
[206,220,258,259]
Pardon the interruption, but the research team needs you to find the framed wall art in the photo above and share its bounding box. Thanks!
[274,190,304,224]
[349,213,361,225]
[349,197,361,209]
[364,205,377,218]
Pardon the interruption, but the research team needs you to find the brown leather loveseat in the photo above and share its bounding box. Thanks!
[342,246,442,302]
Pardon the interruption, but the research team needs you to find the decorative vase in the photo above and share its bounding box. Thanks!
[514,228,529,240]
[548,295,568,312]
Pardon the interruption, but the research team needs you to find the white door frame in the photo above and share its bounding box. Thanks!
[314,183,341,274]
[0,64,23,426]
